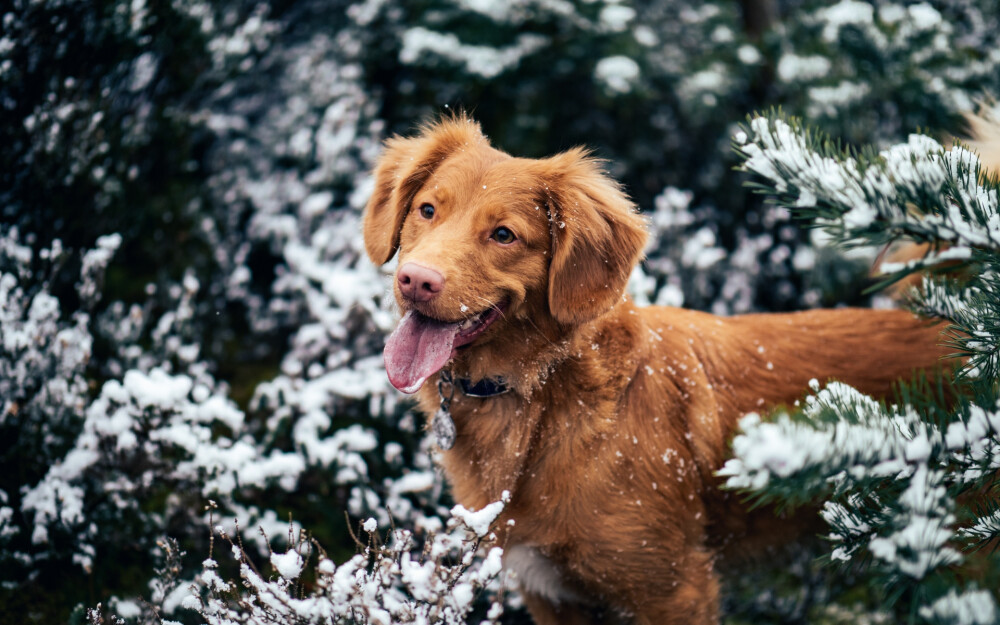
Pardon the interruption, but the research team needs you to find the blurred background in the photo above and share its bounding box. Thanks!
[2,0,999,622]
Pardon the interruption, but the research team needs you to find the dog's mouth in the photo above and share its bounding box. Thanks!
[384,302,508,394]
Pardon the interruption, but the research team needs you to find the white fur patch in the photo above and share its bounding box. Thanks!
[504,545,579,604]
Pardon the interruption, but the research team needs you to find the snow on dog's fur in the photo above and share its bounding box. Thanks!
[363,115,955,624]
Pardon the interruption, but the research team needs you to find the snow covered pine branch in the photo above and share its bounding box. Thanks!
[723,112,1000,624]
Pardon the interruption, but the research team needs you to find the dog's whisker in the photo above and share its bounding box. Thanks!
[473,293,559,350]
[470,294,504,318]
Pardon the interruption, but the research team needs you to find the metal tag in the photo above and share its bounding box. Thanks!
[432,407,456,450]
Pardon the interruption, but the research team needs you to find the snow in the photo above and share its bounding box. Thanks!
[599,5,635,32]
[678,63,730,105]
[391,471,435,494]
[681,227,726,269]
[721,382,917,490]
[960,508,1000,543]
[737,44,761,65]
[300,191,333,218]
[130,52,157,91]
[270,549,305,579]
[776,54,831,82]
[400,27,547,79]
[202,498,511,624]
[816,0,876,44]
[161,580,196,615]
[874,465,961,578]
[450,490,509,537]
[919,589,997,625]
[112,598,142,618]
[739,114,1000,273]
[123,369,193,409]
[594,55,640,94]
[632,25,658,47]
[906,3,943,31]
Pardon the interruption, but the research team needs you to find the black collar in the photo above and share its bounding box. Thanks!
[456,376,510,398]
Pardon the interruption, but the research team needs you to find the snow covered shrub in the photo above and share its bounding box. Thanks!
[353,0,755,208]
[51,4,517,621]
[1,0,292,619]
[198,18,386,343]
[191,0,432,566]
[1,0,221,298]
[721,112,1000,622]
[632,183,873,314]
[1,230,97,452]
[765,0,1000,147]
[0,229,105,573]
[0,224,315,618]
[179,496,509,625]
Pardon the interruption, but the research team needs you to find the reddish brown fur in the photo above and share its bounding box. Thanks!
[363,115,954,625]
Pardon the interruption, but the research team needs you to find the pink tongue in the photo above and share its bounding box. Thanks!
[384,310,459,394]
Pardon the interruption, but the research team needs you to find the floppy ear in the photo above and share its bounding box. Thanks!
[363,116,486,265]
[540,149,649,325]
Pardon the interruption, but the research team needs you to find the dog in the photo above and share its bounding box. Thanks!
[362,115,954,624]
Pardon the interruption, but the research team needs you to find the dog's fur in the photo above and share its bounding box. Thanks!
[363,116,957,624]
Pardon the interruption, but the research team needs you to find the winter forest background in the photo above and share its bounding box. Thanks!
[3,0,1000,623]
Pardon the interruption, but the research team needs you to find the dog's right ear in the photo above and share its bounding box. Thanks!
[539,149,649,325]
[363,116,485,265]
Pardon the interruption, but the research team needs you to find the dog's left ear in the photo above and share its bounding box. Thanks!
[363,116,485,265]
[540,149,648,325]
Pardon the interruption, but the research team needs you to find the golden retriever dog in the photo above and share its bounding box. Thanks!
[362,115,953,624]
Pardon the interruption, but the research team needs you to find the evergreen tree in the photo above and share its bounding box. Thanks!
[721,110,1000,624]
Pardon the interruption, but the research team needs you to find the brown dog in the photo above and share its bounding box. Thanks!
[362,115,952,624]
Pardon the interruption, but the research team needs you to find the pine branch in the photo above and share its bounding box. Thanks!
[720,377,1000,621]
[959,505,1000,553]
[735,112,1000,255]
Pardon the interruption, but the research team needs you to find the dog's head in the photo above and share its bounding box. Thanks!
[363,115,648,393]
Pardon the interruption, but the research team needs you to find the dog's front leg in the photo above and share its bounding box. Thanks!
[628,546,720,625]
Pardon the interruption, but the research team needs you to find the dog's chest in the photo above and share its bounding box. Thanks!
[504,544,581,604]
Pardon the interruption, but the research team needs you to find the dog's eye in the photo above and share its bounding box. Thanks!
[492,226,517,245]
[419,203,435,219]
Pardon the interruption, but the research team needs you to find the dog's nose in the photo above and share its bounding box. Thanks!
[397,263,444,302]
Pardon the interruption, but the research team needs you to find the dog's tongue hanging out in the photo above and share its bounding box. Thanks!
[384,310,458,394]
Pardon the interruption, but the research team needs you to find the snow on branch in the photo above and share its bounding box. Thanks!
[735,114,1000,260]
[181,497,510,625]
[720,378,1000,620]
[718,381,933,495]
[919,588,998,625]
[910,273,1000,384]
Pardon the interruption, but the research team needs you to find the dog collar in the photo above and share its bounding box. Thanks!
[431,372,509,451]
[457,376,510,398]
